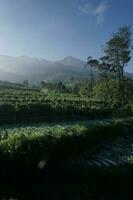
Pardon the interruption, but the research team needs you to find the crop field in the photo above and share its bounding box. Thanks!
[0,88,132,199]
[0,88,109,108]
[0,118,133,199]
[0,87,132,199]
[0,118,132,164]
[0,88,113,124]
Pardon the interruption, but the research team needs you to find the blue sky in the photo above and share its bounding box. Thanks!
[0,0,133,72]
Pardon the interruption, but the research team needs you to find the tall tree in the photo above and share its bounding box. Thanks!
[103,26,132,105]
[86,56,99,94]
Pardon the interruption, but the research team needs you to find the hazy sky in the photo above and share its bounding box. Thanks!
[0,0,133,72]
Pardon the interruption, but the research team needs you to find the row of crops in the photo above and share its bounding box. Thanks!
[0,88,110,108]
[0,118,132,167]
[0,112,132,198]
[0,88,115,123]
[0,116,133,199]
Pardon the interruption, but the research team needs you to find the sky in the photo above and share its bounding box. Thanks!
[0,0,133,72]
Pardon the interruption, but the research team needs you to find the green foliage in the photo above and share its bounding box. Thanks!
[0,88,116,123]
[102,26,132,105]
[92,78,119,108]
[0,118,132,166]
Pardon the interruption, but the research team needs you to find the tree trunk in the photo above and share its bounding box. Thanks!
[90,64,93,94]
[116,50,121,106]
[120,67,125,106]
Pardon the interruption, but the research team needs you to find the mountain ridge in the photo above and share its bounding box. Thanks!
[0,55,132,84]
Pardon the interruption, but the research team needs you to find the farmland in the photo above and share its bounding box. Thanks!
[0,88,113,124]
[0,82,132,199]
[0,24,132,199]
[0,80,132,199]
[0,117,133,167]
[0,117,133,199]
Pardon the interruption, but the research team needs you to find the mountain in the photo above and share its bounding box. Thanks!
[0,69,25,83]
[0,55,132,84]
[55,56,85,70]
[0,55,52,75]
[0,55,88,84]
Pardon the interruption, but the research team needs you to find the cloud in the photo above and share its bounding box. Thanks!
[78,0,109,25]
[96,14,104,25]
[78,3,94,15]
